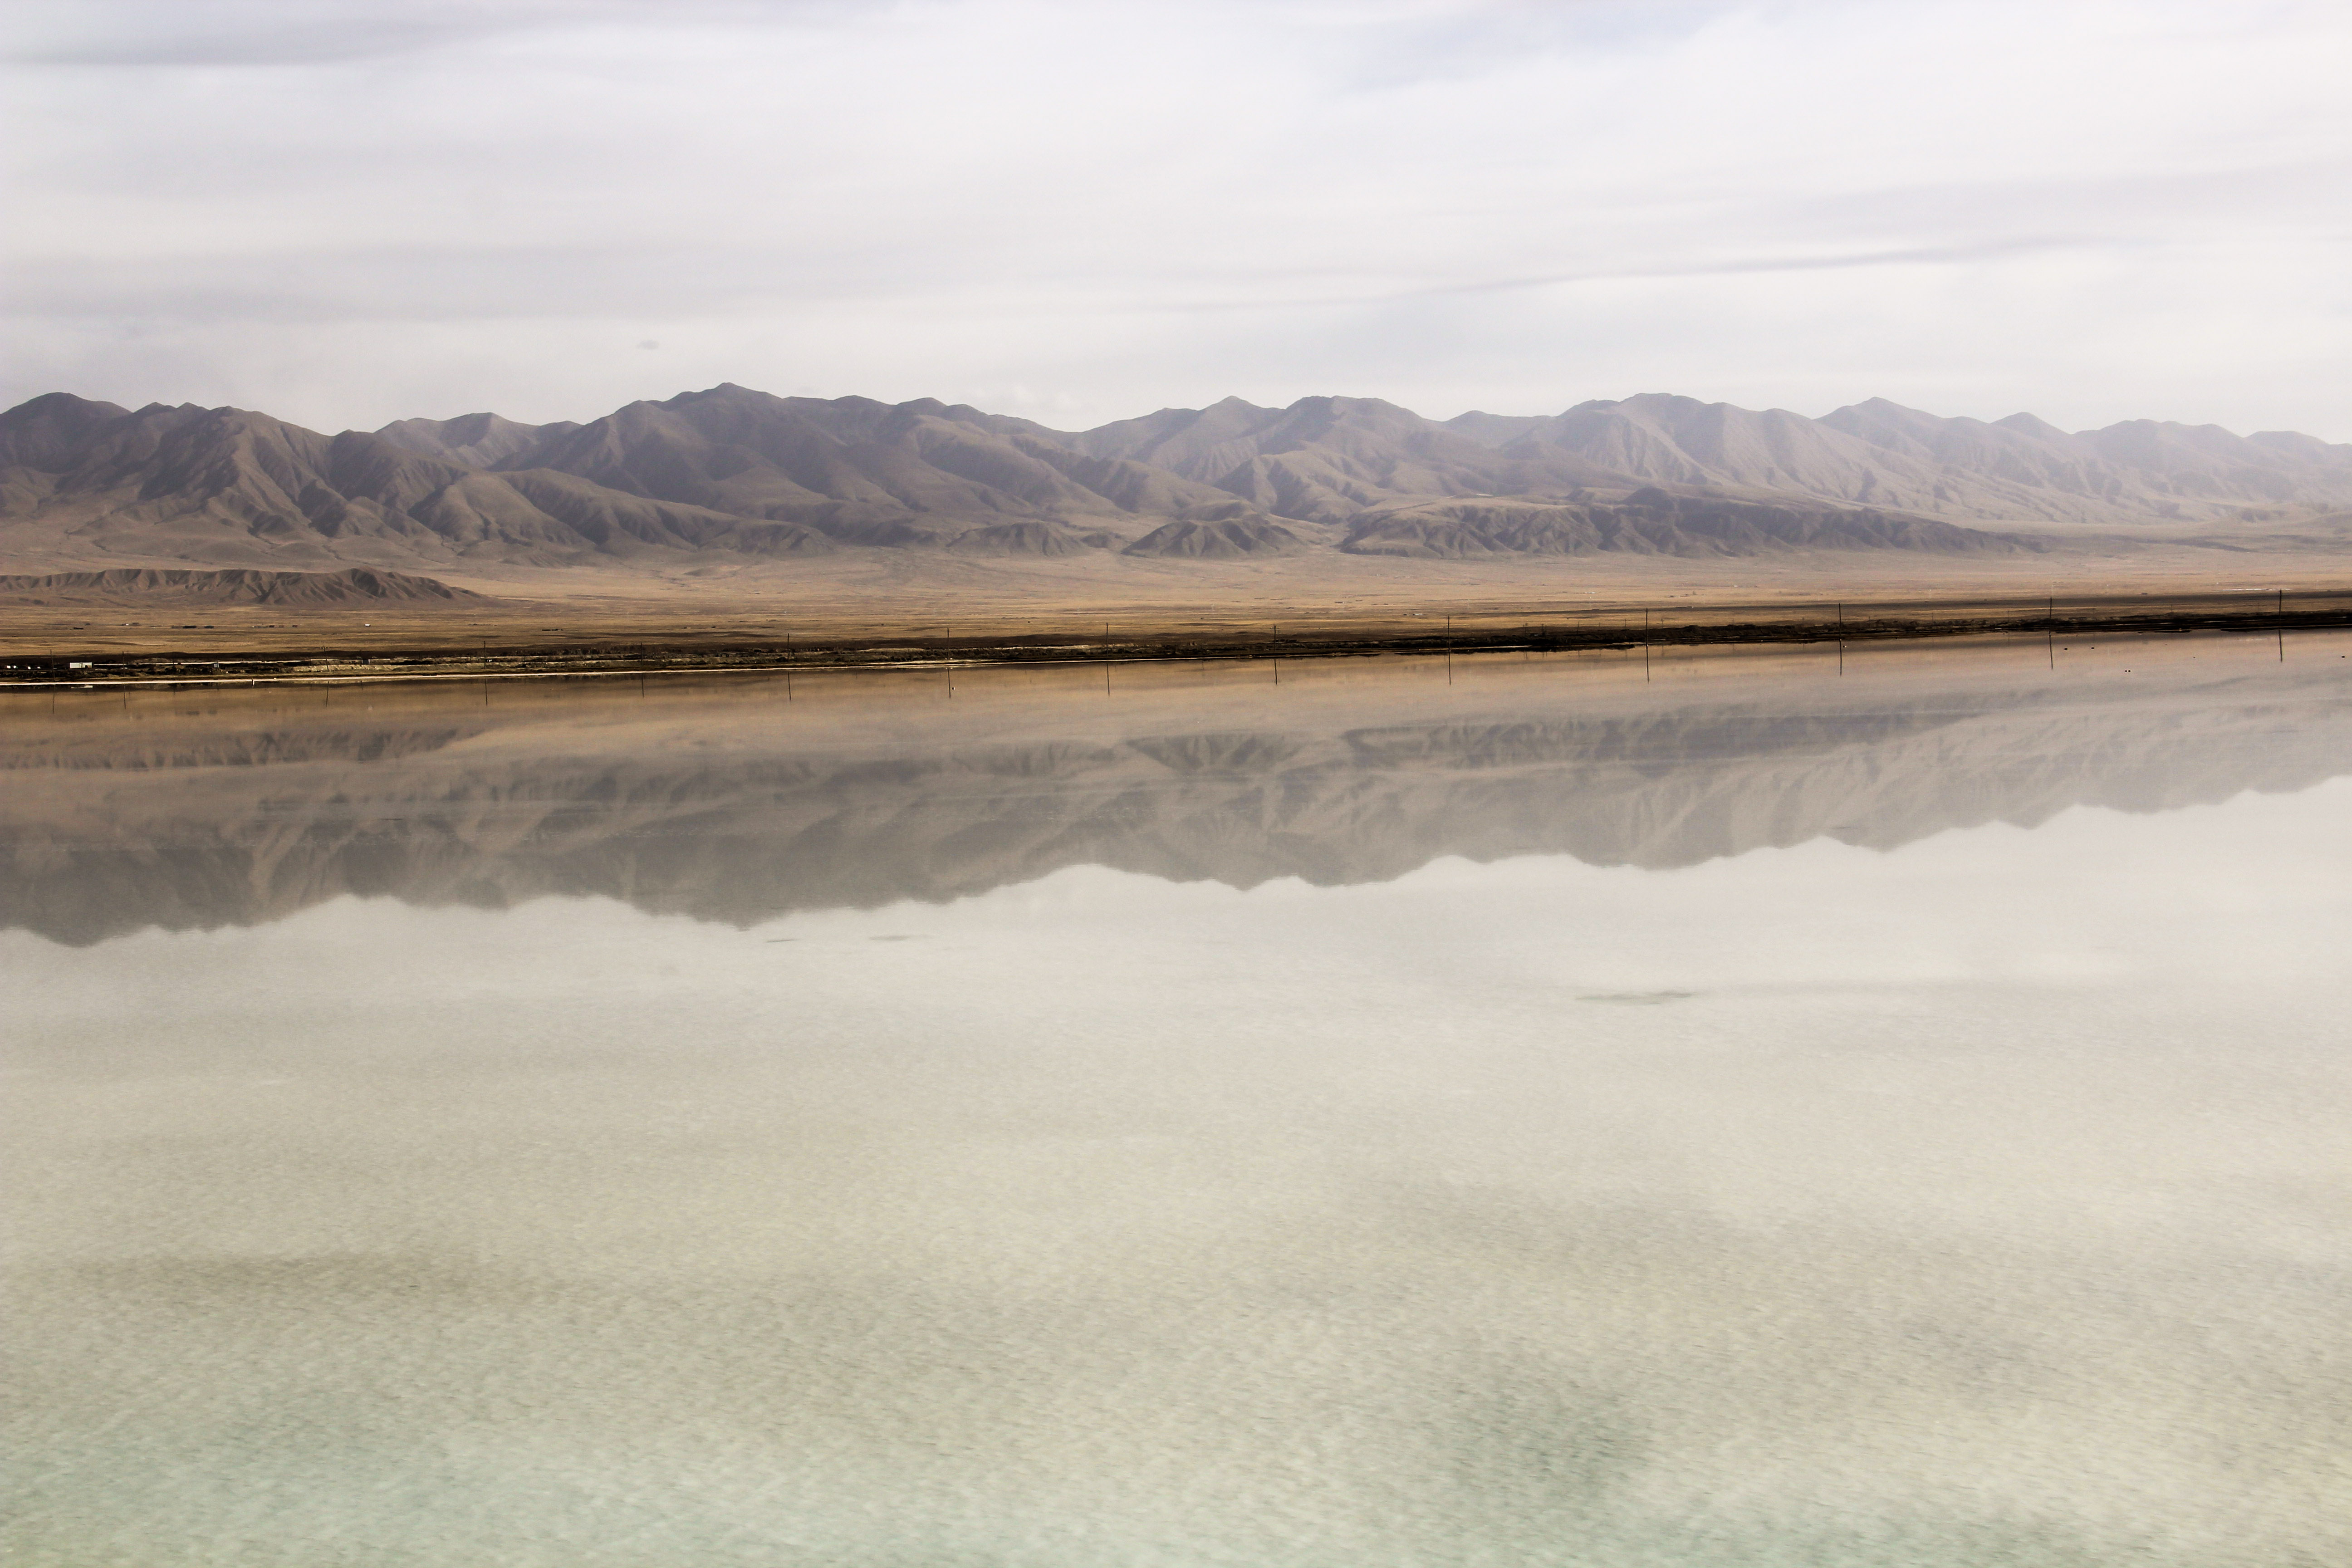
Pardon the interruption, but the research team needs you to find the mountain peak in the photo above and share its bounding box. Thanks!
[0,391,142,468]
[375,411,569,468]
[0,390,132,425]
[1614,392,1716,413]
[1992,412,2068,440]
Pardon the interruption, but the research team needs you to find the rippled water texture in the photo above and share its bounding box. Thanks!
[7,634,2351,1566]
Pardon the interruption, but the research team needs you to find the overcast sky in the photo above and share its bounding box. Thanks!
[5,0,2347,436]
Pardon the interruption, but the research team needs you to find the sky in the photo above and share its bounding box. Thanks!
[4,0,2347,437]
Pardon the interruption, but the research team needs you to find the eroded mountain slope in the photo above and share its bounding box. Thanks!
[5,382,2345,576]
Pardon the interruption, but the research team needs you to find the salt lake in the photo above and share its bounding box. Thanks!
[6,632,2349,1566]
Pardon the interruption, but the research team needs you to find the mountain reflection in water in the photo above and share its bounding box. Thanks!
[6,633,2350,945]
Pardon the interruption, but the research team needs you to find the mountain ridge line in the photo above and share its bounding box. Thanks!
[6,384,2347,577]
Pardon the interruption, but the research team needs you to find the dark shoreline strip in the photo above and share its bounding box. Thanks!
[6,601,2349,689]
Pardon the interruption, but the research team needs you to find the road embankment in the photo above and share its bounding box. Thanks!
[5,592,2346,687]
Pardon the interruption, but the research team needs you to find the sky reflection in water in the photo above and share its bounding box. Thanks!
[6,634,2351,1567]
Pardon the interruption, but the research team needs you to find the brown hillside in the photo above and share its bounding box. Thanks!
[0,566,483,606]
[5,384,2346,581]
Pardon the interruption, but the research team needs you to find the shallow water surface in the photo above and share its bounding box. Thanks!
[7,635,2351,1566]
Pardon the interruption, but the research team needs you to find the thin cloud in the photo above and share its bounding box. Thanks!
[0,1,855,66]
[3,0,2347,436]
[1146,239,2109,315]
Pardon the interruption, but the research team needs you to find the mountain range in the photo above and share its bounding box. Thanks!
[5,384,2348,573]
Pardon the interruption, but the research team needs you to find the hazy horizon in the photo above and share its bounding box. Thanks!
[6,0,2348,440]
[15,381,2344,448]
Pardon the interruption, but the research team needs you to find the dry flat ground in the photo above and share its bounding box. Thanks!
[5,530,2352,666]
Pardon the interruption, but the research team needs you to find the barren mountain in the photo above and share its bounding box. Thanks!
[0,566,480,607]
[469,383,1274,549]
[375,411,580,468]
[1340,487,2024,559]
[0,394,835,568]
[5,382,2345,579]
[1069,394,1548,522]
[1123,516,1308,558]
[1446,393,2352,525]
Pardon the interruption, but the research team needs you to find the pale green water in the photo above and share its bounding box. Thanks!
[6,635,2350,1565]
